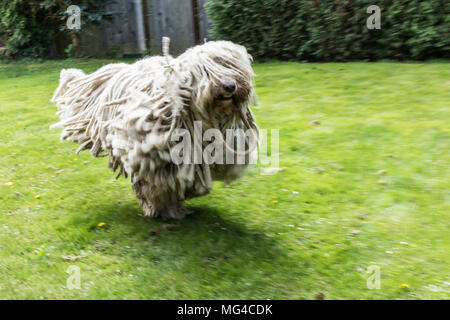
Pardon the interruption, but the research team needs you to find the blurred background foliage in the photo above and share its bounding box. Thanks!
[0,0,115,58]
[0,0,449,60]
[206,0,450,61]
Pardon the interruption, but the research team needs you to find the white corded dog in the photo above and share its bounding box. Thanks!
[51,39,259,219]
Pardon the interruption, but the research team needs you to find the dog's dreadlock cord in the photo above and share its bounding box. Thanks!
[207,103,258,157]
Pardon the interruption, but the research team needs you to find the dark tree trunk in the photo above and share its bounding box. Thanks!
[70,30,81,57]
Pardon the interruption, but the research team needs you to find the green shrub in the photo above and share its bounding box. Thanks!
[105,45,120,59]
[206,0,450,61]
[0,0,56,58]
[64,43,75,58]
[0,0,116,59]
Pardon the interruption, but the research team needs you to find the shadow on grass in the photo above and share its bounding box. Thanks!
[66,198,290,276]
[62,198,299,298]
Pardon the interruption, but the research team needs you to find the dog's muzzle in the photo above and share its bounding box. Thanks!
[219,79,237,100]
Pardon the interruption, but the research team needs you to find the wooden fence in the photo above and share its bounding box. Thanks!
[81,0,211,57]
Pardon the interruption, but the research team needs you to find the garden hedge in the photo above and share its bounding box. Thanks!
[206,0,450,61]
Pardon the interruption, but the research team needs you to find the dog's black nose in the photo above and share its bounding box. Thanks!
[222,80,236,94]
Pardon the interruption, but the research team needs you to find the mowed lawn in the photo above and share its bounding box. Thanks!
[0,59,448,299]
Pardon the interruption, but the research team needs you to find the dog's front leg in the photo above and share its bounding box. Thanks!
[133,183,189,219]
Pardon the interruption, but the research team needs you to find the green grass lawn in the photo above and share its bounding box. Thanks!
[0,59,448,299]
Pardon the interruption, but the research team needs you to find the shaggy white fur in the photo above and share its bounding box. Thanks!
[51,40,258,219]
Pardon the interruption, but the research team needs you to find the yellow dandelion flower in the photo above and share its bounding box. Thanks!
[74,158,78,161]
[400,284,410,289]
[97,222,106,227]
[5,182,13,186]
[34,195,41,199]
